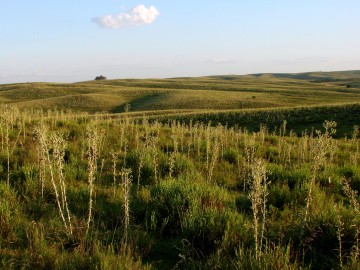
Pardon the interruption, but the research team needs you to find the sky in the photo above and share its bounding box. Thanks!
[1,0,360,83]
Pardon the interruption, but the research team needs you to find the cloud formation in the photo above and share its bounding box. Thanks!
[92,5,159,29]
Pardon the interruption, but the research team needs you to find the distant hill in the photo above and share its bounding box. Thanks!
[253,70,360,88]
[0,70,359,113]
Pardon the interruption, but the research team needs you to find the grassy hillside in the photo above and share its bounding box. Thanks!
[269,70,360,85]
[1,72,360,269]
[1,71,359,113]
[1,71,359,137]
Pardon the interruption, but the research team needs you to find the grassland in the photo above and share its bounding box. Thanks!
[0,71,360,269]
[1,71,359,112]
[1,70,360,137]
[0,106,359,269]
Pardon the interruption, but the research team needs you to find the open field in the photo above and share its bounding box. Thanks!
[1,70,360,137]
[0,71,360,269]
[0,106,359,269]
[1,71,360,113]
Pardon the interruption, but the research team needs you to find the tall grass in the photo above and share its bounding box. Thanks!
[35,123,73,235]
[249,158,268,261]
[85,121,103,236]
[1,105,359,269]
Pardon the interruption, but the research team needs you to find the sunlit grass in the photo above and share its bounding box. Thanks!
[1,72,359,113]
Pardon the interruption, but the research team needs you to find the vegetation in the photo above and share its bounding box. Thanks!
[1,71,359,114]
[95,75,107,81]
[0,103,359,269]
[0,71,359,269]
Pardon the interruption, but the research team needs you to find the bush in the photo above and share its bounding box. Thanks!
[95,75,107,81]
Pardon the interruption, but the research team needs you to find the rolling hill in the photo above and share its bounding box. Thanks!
[1,70,360,136]
[0,71,359,113]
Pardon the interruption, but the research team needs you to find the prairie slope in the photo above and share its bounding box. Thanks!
[0,71,359,113]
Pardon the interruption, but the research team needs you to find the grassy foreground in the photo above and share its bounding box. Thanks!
[0,105,359,269]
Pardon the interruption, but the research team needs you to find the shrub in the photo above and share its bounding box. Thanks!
[95,75,107,81]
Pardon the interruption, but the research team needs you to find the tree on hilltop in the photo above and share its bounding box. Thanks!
[95,75,107,80]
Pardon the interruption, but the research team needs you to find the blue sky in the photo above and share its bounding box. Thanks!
[1,0,360,83]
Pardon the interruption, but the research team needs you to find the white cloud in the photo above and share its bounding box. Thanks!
[92,5,159,29]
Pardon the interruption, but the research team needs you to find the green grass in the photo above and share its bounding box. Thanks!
[1,71,359,137]
[151,103,360,137]
[0,102,360,269]
[1,71,359,113]
[0,71,358,269]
